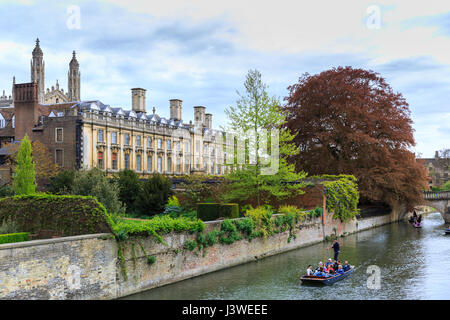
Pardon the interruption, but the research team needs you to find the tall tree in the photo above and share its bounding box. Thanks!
[283,66,428,209]
[12,134,36,195]
[3,140,59,187]
[222,69,307,206]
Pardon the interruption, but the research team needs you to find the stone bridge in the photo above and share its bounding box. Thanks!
[423,191,450,223]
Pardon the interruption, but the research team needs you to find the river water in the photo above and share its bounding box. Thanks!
[124,212,450,300]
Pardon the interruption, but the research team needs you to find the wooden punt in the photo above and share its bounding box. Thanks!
[300,266,355,285]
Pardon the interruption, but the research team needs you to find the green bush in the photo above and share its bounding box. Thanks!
[0,232,30,245]
[48,170,75,195]
[71,168,124,214]
[0,185,13,198]
[114,169,142,214]
[136,174,172,216]
[197,203,239,221]
[0,194,114,236]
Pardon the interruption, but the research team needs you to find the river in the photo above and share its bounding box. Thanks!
[123,212,450,300]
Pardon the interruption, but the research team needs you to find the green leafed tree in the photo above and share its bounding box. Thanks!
[221,69,307,206]
[71,168,124,214]
[12,134,36,195]
[136,173,173,216]
[114,169,142,213]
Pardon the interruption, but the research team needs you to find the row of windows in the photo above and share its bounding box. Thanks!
[97,151,224,174]
[96,130,224,155]
[98,130,193,151]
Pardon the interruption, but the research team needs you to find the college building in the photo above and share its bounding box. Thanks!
[0,39,228,180]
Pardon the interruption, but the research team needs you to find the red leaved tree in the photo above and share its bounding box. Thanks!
[283,66,428,210]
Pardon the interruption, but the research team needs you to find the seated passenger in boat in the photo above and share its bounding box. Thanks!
[336,265,345,274]
[326,265,335,274]
[313,267,326,277]
[306,265,314,276]
[315,262,324,272]
[325,258,333,268]
[343,261,351,271]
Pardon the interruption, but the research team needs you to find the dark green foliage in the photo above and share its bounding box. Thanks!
[48,170,75,195]
[0,232,29,244]
[197,203,239,221]
[184,239,197,251]
[136,174,172,216]
[71,168,124,214]
[219,219,241,244]
[0,185,13,198]
[0,194,113,236]
[146,255,156,265]
[115,169,142,213]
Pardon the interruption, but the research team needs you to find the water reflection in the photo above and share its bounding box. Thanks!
[122,212,450,300]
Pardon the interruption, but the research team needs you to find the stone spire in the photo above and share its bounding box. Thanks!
[68,50,80,101]
[31,38,45,103]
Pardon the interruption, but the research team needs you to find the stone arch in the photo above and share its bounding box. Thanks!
[423,199,450,223]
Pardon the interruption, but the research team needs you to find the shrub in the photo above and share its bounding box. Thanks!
[0,216,18,234]
[167,195,181,207]
[48,170,75,194]
[0,194,114,236]
[0,185,13,198]
[71,168,124,214]
[0,232,29,245]
[135,174,172,216]
[177,176,226,209]
[197,203,239,221]
[244,206,274,238]
[114,169,142,213]
[184,240,197,251]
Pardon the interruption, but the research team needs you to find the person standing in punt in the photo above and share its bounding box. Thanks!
[327,239,341,261]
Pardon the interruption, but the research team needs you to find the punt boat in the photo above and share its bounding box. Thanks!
[300,266,355,285]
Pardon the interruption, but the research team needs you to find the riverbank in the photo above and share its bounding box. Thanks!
[0,203,407,300]
[126,211,448,300]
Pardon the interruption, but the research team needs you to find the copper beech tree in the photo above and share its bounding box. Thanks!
[283,66,428,210]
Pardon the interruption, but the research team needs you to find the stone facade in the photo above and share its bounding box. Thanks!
[418,151,450,189]
[0,40,228,177]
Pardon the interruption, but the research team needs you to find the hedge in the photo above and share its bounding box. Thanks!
[197,203,239,221]
[0,232,30,245]
[0,194,114,237]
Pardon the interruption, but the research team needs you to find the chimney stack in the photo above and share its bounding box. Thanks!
[205,113,212,129]
[131,88,146,113]
[193,106,206,128]
[170,99,182,121]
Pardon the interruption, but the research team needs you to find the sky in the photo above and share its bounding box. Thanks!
[0,0,449,157]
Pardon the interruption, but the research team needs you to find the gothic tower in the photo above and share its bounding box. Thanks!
[30,38,45,103]
[68,51,80,101]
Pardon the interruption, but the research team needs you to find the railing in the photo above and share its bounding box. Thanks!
[423,191,450,200]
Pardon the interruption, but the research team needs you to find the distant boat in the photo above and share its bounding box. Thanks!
[445,228,450,235]
[413,223,422,228]
[300,267,355,285]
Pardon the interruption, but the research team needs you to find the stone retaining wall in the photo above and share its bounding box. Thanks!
[0,206,406,300]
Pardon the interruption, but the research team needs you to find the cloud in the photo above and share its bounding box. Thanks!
[0,0,449,157]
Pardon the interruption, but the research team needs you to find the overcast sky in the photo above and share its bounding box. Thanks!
[0,0,449,157]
